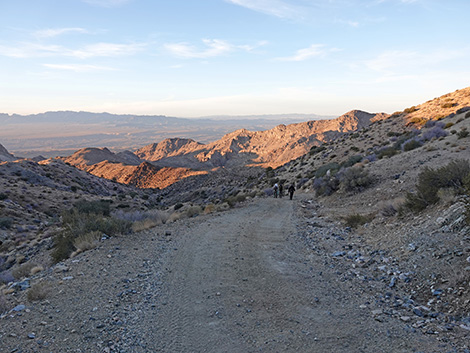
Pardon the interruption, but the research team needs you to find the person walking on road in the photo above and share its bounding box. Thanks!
[279,183,284,198]
[288,184,295,200]
[273,183,279,198]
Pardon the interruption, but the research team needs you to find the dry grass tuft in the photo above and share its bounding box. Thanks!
[12,262,36,279]
[132,219,158,232]
[30,266,44,276]
[73,230,101,252]
[27,281,50,302]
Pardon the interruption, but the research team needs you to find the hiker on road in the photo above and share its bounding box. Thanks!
[273,183,279,198]
[288,184,295,200]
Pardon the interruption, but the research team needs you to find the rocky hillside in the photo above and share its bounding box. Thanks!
[0,144,15,162]
[1,87,470,345]
[62,110,387,190]
[87,161,207,189]
[62,147,143,169]
[260,88,470,320]
[136,110,388,170]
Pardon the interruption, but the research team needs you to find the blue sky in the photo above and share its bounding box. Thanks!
[0,0,469,117]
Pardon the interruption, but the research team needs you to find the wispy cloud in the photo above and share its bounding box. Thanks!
[69,42,145,58]
[0,42,145,59]
[365,49,463,73]
[82,0,132,7]
[43,63,116,72]
[276,44,337,61]
[33,27,89,38]
[164,39,266,59]
[225,0,304,20]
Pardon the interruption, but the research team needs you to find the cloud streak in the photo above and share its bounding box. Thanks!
[0,42,146,59]
[82,0,132,7]
[225,0,304,19]
[276,44,337,61]
[43,63,117,72]
[34,27,89,38]
[164,39,266,59]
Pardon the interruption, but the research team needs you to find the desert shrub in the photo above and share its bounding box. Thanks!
[204,204,215,214]
[338,166,372,193]
[381,204,397,217]
[27,282,49,301]
[404,159,470,213]
[466,112,470,119]
[407,117,426,126]
[422,126,448,141]
[185,205,202,217]
[52,208,132,263]
[0,217,13,229]
[174,203,184,211]
[341,155,363,168]
[457,128,469,139]
[313,176,340,196]
[0,193,7,200]
[424,120,444,129]
[73,230,101,252]
[441,102,456,109]
[402,138,423,151]
[315,162,340,178]
[344,213,374,228]
[444,122,454,129]
[387,131,401,137]
[404,106,418,114]
[309,145,326,156]
[225,194,246,207]
[51,231,75,264]
[377,146,399,159]
[74,199,111,216]
[12,262,36,279]
[363,154,377,163]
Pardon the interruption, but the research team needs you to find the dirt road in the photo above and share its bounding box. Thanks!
[148,198,447,352]
[1,197,458,352]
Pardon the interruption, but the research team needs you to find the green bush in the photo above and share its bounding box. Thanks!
[403,139,423,151]
[52,206,132,263]
[315,162,340,178]
[74,199,111,216]
[339,167,372,193]
[341,155,363,168]
[404,159,470,213]
[377,147,399,159]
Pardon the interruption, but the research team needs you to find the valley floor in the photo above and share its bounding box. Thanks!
[1,196,467,352]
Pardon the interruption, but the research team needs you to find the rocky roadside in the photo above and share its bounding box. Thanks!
[294,196,470,352]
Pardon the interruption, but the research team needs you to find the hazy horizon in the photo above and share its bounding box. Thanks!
[1,1,469,117]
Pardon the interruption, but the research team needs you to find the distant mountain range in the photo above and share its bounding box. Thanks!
[0,111,334,158]
[59,110,388,188]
